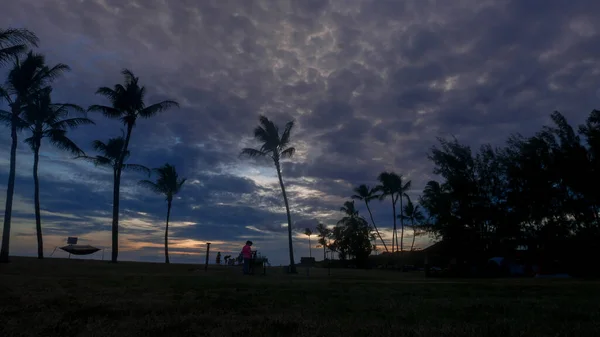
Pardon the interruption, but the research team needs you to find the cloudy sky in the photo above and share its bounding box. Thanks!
[1,0,599,265]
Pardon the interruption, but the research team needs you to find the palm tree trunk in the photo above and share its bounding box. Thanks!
[323,242,326,260]
[165,200,171,264]
[365,201,388,253]
[399,194,404,253]
[391,194,397,253]
[33,142,44,259]
[0,118,19,263]
[410,218,416,251]
[275,161,296,273]
[110,124,134,263]
[111,169,120,263]
[308,236,311,258]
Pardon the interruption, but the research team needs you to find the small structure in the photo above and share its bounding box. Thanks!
[50,237,102,259]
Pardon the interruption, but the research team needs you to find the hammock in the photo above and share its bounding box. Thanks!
[60,244,101,255]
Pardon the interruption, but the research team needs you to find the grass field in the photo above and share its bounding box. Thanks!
[1,257,598,336]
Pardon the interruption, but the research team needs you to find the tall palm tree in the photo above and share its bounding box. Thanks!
[400,195,425,251]
[397,177,412,253]
[304,228,313,258]
[20,87,94,258]
[0,52,69,263]
[0,28,38,66]
[375,172,401,253]
[375,172,411,252]
[240,115,297,273]
[352,184,388,253]
[316,223,329,260]
[88,69,179,262]
[77,135,150,259]
[138,163,186,264]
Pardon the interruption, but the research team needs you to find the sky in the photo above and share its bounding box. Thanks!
[1,0,599,265]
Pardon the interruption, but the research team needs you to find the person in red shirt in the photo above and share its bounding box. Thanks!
[241,241,253,275]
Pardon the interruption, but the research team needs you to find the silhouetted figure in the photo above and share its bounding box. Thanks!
[241,241,253,275]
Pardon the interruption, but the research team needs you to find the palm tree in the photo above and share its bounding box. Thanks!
[138,163,186,264]
[0,52,69,263]
[0,28,38,66]
[400,195,425,251]
[304,228,313,258]
[20,87,94,258]
[352,184,388,253]
[77,135,150,259]
[88,69,179,262]
[397,177,412,253]
[375,172,411,252]
[375,172,401,253]
[240,115,297,273]
[316,223,329,260]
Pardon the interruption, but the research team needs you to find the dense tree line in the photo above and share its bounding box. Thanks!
[421,111,600,265]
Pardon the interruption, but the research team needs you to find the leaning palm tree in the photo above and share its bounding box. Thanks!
[352,184,388,253]
[400,195,425,251]
[88,69,179,262]
[0,52,70,263]
[240,115,297,273]
[21,87,94,258]
[77,135,150,261]
[138,163,186,264]
[0,28,38,66]
[304,228,313,258]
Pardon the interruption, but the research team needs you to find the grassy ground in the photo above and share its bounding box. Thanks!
[1,257,598,336]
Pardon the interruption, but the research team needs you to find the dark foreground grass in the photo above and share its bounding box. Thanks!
[1,257,599,336]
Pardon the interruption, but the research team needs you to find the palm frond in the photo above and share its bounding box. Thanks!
[138,100,179,118]
[88,104,122,119]
[279,120,295,147]
[0,87,11,103]
[46,129,84,155]
[0,45,26,65]
[95,87,119,101]
[0,110,12,127]
[0,28,39,47]
[122,164,151,176]
[138,179,165,194]
[91,140,108,153]
[77,155,113,167]
[281,147,295,158]
[240,148,267,158]
[51,117,95,130]
[23,135,37,151]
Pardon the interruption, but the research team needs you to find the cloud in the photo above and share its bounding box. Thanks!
[1,0,600,264]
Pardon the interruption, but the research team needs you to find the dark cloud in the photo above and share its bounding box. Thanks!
[2,0,600,264]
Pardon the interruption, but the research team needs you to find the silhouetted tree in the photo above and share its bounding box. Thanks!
[240,115,297,273]
[304,228,313,258]
[376,172,410,252]
[316,223,330,260]
[20,87,94,258]
[352,184,388,253]
[333,200,372,266]
[88,69,179,262]
[138,163,186,264]
[400,195,425,251]
[0,28,38,66]
[0,52,69,262]
[77,136,150,259]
